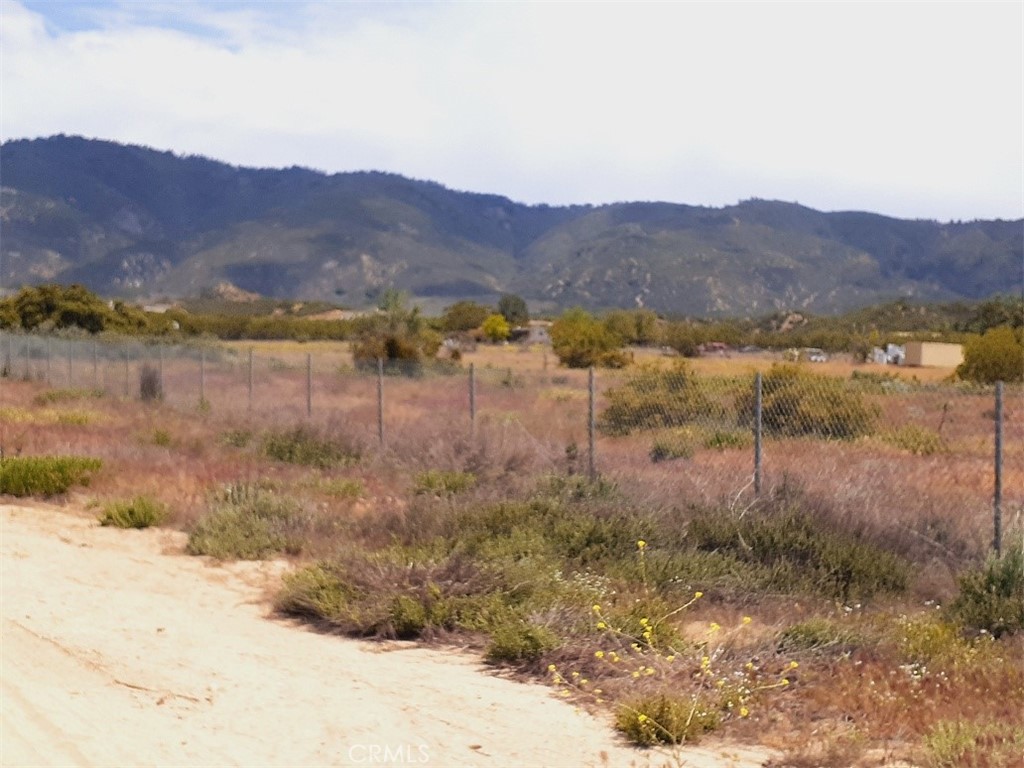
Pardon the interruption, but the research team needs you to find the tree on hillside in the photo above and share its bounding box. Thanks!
[497,294,529,327]
[956,326,1024,383]
[550,307,629,369]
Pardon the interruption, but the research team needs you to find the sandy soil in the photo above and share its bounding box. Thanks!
[1,502,773,768]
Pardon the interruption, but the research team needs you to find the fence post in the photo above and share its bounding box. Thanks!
[158,347,164,399]
[993,381,1003,556]
[754,372,763,495]
[588,367,596,482]
[67,342,73,387]
[376,358,386,446]
[306,353,313,418]
[469,362,476,436]
[123,349,130,397]
[200,349,206,406]
[248,348,254,412]
[45,337,51,384]
[92,341,98,389]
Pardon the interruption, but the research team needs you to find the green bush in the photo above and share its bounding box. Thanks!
[262,425,359,468]
[601,362,726,435]
[946,546,1024,637]
[485,620,560,662]
[98,496,167,528]
[688,506,910,602]
[187,486,307,559]
[413,470,476,496]
[616,693,720,746]
[737,365,877,439]
[550,307,629,369]
[0,456,102,496]
[956,326,1024,383]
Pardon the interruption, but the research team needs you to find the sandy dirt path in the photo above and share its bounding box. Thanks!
[1,502,771,768]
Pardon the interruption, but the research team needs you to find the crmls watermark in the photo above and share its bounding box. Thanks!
[347,744,431,764]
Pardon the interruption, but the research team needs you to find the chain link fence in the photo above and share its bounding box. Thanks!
[2,332,1018,553]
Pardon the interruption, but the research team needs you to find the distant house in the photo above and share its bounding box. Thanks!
[871,343,905,365]
[510,321,551,345]
[903,341,963,368]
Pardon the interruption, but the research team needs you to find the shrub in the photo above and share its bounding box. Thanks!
[262,425,359,468]
[98,496,167,528]
[413,470,476,496]
[616,693,720,746]
[139,363,163,401]
[601,362,726,435]
[550,307,628,369]
[737,365,877,439]
[946,546,1024,637]
[777,618,861,655]
[688,506,910,601]
[481,313,511,343]
[350,290,441,375]
[956,326,1024,384]
[187,486,307,559]
[880,424,946,455]
[649,436,694,463]
[924,720,1024,768]
[486,620,560,663]
[33,388,104,406]
[0,456,102,496]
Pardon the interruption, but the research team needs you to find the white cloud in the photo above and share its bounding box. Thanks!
[1,0,1021,220]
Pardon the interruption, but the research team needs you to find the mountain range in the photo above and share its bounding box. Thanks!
[1,135,1020,316]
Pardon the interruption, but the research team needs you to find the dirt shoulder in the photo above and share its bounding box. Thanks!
[1,502,771,768]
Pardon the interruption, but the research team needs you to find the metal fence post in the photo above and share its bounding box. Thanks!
[994,381,1003,556]
[588,367,596,482]
[200,349,206,406]
[306,353,312,418]
[67,342,73,387]
[248,348,254,412]
[469,362,476,436]
[92,341,98,389]
[123,349,130,397]
[158,347,164,398]
[754,372,763,495]
[377,358,385,446]
[45,337,51,384]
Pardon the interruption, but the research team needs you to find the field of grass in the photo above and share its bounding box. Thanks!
[2,339,1022,767]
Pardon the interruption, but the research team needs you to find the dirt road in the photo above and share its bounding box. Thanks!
[1,502,771,768]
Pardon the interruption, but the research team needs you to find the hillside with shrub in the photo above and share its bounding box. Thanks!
[2,136,1021,315]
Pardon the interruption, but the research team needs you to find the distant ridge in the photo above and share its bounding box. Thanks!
[2,135,1020,315]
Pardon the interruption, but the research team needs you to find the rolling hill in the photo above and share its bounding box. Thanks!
[1,135,1020,315]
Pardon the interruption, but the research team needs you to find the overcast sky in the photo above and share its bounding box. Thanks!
[2,0,1022,222]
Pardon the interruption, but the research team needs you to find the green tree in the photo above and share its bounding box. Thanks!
[550,307,629,368]
[603,309,660,346]
[497,293,529,327]
[441,300,491,333]
[956,326,1024,383]
[481,313,511,343]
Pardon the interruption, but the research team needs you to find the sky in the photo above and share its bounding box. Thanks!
[1,0,1022,222]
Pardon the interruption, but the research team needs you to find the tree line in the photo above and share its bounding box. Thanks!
[1,284,1020,382]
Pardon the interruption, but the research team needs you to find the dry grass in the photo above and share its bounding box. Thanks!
[2,341,1021,766]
